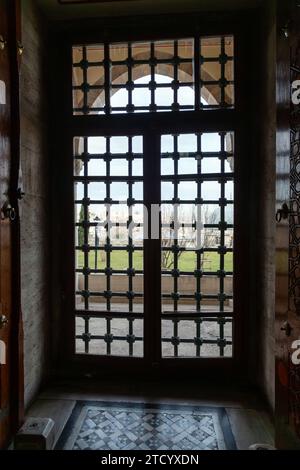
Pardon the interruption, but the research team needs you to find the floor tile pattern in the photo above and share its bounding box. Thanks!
[65,404,227,450]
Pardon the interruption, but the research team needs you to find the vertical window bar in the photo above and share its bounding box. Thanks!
[173,133,179,340]
[173,40,179,111]
[196,133,202,313]
[104,43,111,115]
[128,137,134,356]
[173,135,179,314]
[199,38,204,110]
[106,317,112,355]
[82,46,88,114]
[194,37,200,111]
[220,37,226,108]
[83,137,89,312]
[150,42,156,111]
[127,43,133,112]
[195,319,202,357]
[128,136,134,314]
[84,315,90,354]
[173,319,179,357]
[128,318,134,357]
[106,137,112,312]
[195,133,202,357]
[219,132,226,356]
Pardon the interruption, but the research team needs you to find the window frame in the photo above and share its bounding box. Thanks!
[51,12,252,379]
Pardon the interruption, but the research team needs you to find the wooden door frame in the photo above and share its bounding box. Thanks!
[0,0,24,448]
[8,0,24,436]
[275,0,300,449]
[50,11,256,380]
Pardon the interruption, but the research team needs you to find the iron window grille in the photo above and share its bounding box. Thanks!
[72,34,235,359]
[72,36,234,115]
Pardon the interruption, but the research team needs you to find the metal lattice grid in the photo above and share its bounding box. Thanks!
[288,355,300,437]
[160,132,234,357]
[290,43,300,316]
[72,36,234,115]
[289,127,300,315]
[288,37,300,439]
[74,135,144,357]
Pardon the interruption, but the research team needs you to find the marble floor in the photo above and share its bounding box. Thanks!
[26,380,274,450]
[59,402,235,450]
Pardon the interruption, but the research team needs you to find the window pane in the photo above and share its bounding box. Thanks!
[74,136,144,358]
[72,35,234,114]
[161,132,234,358]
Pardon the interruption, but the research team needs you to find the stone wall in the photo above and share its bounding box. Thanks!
[256,0,276,412]
[20,0,50,408]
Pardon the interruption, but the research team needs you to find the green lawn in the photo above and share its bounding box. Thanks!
[76,250,233,272]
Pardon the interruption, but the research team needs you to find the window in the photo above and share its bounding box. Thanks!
[74,136,144,357]
[72,36,234,115]
[69,34,237,362]
[160,132,234,358]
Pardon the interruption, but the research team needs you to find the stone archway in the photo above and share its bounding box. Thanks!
[73,43,234,110]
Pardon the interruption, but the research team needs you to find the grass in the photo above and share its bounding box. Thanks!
[76,250,233,272]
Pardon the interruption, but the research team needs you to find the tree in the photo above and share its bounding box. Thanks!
[161,205,222,271]
[161,205,192,270]
[78,204,89,246]
[202,205,219,247]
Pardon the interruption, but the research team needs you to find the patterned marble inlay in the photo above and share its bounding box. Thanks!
[64,404,228,450]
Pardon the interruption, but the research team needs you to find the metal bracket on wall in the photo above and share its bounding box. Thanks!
[0,315,8,330]
[281,320,293,337]
[1,201,16,222]
[276,203,291,222]
[17,41,23,56]
[0,35,7,51]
